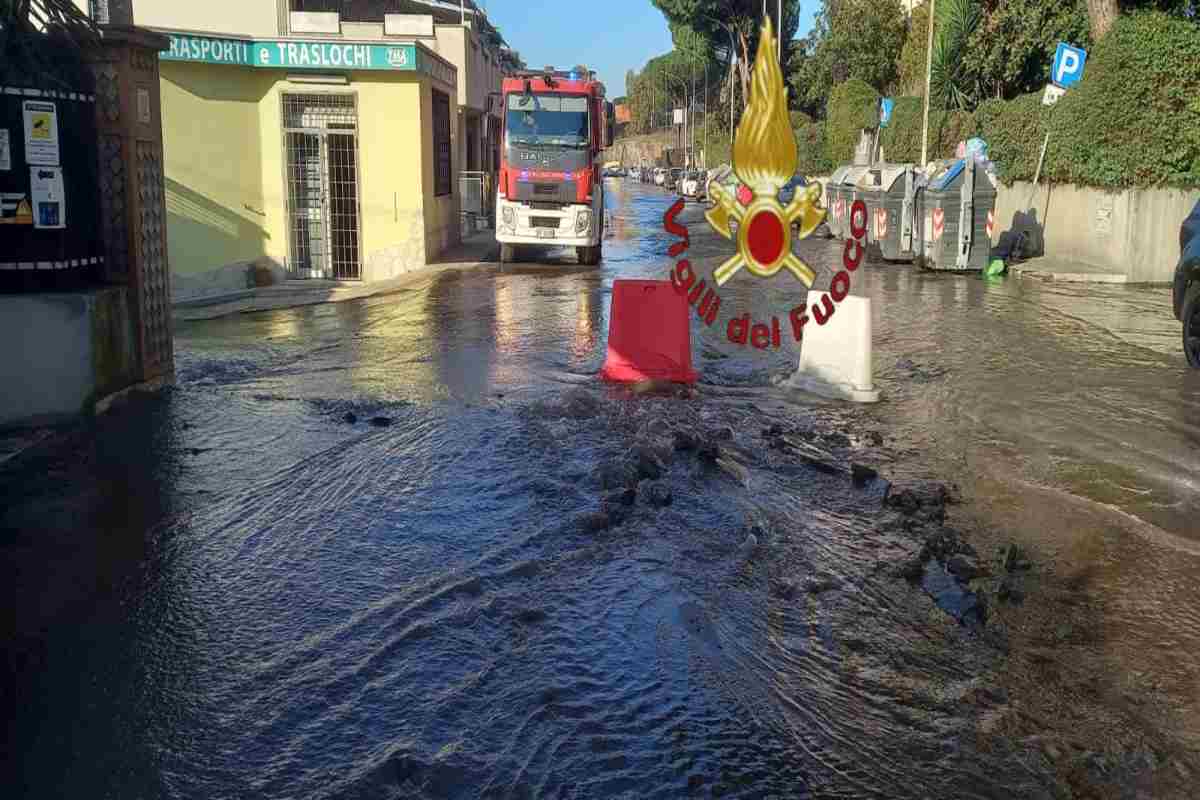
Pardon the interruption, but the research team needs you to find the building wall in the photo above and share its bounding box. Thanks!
[72,0,284,36]
[256,72,450,284]
[160,62,274,302]
[0,288,136,428]
[423,82,461,261]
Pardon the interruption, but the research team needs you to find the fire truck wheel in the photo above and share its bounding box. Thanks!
[577,245,600,266]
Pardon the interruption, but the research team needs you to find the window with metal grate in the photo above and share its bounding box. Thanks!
[432,89,452,197]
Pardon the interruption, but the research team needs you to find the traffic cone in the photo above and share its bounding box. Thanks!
[600,280,697,384]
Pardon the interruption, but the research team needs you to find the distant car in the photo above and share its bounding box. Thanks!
[1172,197,1200,367]
[669,168,683,191]
[680,170,704,200]
[654,168,666,187]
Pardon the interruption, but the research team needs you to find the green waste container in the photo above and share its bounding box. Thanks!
[917,159,997,272]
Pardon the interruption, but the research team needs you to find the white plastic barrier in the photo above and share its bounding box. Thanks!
[783,291,881,403]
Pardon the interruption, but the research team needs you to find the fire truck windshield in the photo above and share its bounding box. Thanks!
[505,94,590,148]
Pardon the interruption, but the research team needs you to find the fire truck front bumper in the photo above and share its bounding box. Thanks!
[495,199,598,247]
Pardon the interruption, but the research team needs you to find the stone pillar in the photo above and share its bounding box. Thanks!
[84,26,174,385]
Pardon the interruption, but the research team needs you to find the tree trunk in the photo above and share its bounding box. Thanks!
[1086,0,1118,40]
[737,29,751,112]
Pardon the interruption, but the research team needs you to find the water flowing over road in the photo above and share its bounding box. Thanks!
[5,180,1199,799]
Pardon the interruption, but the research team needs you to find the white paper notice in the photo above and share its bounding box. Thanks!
[23,100,60,166]
[31,165,66,229]
[0,129,10,171]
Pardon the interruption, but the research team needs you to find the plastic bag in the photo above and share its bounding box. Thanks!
[965,137,989,160]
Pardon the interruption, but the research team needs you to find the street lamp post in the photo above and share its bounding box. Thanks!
[920,0,937,167]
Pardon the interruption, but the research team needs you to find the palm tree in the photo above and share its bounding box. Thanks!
[1,0,101,86]
[929,0,982,111]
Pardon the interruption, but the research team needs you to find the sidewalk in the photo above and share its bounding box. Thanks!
[1010,255,1130,284]
[174,229,499,322]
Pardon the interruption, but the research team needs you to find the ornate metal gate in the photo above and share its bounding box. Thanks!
[282,93,361,280]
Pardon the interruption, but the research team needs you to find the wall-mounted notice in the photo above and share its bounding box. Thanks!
[22,101,60,166]
[0,129,10,171]
[31,166,66,229]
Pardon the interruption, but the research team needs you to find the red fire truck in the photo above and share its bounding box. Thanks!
[495,67,613,265]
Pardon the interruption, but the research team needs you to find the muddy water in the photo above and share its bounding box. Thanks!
[5,180,1199,798]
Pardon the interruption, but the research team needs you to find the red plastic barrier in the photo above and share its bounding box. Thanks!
[600,280,697,384]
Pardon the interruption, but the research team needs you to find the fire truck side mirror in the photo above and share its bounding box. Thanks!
[604,102,614,148]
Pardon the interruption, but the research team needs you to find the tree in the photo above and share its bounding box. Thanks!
[1088,0,1120,37]
[790,0,906,117]
[650,0,804,111]
[962,0,1090,102]
[930,0,984,110]
[897,2,932,96]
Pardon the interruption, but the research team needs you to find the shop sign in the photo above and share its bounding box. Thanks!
[160,33,418,72]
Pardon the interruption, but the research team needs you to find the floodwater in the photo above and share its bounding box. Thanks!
[5,180,1200,798]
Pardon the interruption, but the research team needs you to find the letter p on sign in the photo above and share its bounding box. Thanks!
[1053,42,1087,89]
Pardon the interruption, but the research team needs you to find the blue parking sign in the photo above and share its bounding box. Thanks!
[879,97,894,128]
[1052,42,1087,89]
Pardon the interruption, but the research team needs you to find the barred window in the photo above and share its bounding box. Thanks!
[432,89,452,197]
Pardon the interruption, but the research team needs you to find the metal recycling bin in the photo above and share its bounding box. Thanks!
[829,166,867,240]
[823,166,851,238]
[859,163,918,261]
[917,159,998,272]
[843,165,872,238]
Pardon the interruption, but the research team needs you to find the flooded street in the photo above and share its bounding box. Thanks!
[5,180,1200,799]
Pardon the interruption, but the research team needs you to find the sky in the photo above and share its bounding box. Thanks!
[483,0,822,97]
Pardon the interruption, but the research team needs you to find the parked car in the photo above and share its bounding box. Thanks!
[669,168,683,192]
[1172,197,1200,367]
[680,170,705,200]
[654,168,667,187]
[628,167,640,181]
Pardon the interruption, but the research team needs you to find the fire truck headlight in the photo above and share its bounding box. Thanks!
[575,210,591,233]
[501,206,515,226]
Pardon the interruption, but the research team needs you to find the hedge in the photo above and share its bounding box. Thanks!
[825,79,880,166]
[972,92,1051,184]
[807,12,1200,189]
[1043,12,1200,188]
[795,121,833,175]
[875,97,972,164]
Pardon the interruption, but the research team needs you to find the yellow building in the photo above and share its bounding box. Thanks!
[74,1,514,303]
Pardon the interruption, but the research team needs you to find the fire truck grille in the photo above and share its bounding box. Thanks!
[530,216,559,229]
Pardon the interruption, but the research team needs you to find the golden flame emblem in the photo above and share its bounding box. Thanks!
[705,17,826,288]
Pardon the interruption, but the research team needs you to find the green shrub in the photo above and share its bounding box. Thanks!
[973,92,1050,184]
[879,96,924,163]
[795,121,833,175]
[878,97,972,164]
[825,79,880,165]
[1044,11,1200,188]
[790,110,814,129]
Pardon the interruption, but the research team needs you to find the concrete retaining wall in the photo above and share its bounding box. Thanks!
[809,171,1198,283]
[991,181,1200,284]
[0,288,139,429]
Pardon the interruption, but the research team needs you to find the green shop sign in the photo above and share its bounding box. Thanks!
[160,33,417,71]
